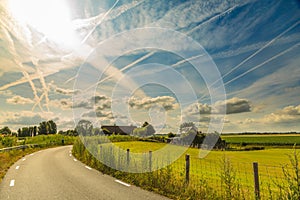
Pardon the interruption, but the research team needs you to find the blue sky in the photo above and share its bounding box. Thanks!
[0,0,299,133]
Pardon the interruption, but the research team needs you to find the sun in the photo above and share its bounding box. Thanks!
[8,0,80,48]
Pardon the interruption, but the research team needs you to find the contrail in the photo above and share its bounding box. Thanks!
[95,5,239,86]
[80,0,120,45]
[0,72,52,91]
[36,68,50,112]
[93,52,155,87]
[221,21,300,80]
[186,5,237,35]
[19,69,44,112]
[65,75,78,84]
[0,12,45,111]
[63,0,123,84]
[172,54,205,68]
[223,43,300,86]
[198,20,300,101]
[32,93,45,111]
[198,42,300,102]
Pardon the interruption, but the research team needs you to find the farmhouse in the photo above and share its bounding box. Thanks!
[101,125,137,135]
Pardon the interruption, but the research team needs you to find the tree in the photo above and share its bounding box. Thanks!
[93,127,102,135]
[38,121,48,135]
[168,132,176,138]
[133,122,155,137]
[17,128,21,137]
[145,124,155,136]
[142,121,149,128]
[75,120,93,136]
[21,127,30,137]
[48,120,57,134]
[179,122,197,136]
[33,126,37,136]
[0,126,12,135]
[38,120,57,135]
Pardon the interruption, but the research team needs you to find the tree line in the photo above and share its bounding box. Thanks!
[0,120,59,137]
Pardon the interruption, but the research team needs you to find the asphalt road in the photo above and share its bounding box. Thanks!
[0,146,170,200]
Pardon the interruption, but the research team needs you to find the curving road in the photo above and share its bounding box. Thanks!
[0,146,170,200]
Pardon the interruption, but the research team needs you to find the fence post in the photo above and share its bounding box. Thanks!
[253,162,260,200]
[149,151,152,172]
[126,149,130,166]
[185,154,190,184]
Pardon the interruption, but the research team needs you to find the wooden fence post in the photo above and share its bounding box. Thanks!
[185,154,190,184]
[149,151,152,172]
[126,149,130,166]
[253,162,260,200]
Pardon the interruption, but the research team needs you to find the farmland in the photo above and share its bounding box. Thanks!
[222,134,300,146]
[73,136,300,199]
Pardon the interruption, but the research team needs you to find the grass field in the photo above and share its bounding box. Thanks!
[113,141,298,199]
[72,136,298,199]
[222,134,300,146]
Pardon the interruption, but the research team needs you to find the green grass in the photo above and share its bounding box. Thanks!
[73,137,299,199]
[222,134,300,146]
[0,135,77,183]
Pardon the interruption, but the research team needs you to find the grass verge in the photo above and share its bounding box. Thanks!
[0,135,77,183]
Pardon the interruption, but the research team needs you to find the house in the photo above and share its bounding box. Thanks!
[101,125,137,135]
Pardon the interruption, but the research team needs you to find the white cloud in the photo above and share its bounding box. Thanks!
[240,105,300,125]
[128,96,179,111]
[0,111,56,126]
[6,95,34,105]
[213,97,251,114]
[262,105,300,123]
[184,97,251,117]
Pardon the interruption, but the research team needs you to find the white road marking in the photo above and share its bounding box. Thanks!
[22,158,26,161]
[69,151,71,153]
[85,166,92,170]
[73,158,77,162]
[115,180,130,187]
[16,166,20,170]
[10,180,15,187]
[30,153,34,156]
[69,154,72,157]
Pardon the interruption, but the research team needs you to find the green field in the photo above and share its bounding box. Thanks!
[72,134,300,199]
[222,134,300,146]
[114,141,297,198]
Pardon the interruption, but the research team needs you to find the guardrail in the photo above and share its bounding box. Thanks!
[0,144,40,152]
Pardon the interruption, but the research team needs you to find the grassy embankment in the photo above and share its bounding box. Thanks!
[73,135,300,199]
[0,135,76,182]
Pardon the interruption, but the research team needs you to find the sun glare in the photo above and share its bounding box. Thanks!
[8,0,80,48]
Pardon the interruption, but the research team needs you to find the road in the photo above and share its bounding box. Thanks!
[0,146,170,200]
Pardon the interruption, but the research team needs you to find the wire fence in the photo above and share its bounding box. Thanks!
[76,141,298,200]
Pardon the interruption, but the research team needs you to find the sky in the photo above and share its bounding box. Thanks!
[0,0,299,133]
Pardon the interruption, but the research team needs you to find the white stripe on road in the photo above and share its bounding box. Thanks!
[69,154,72,157]
[73,158,77,162]
[115,180,130,187]
[85,166,92,170]
[9,180,15,187]
[30,153,34,156]
[16,166,20,170]
[22,158,26,161]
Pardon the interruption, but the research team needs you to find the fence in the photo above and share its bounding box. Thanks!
[0,144,40,152]
[84,143,297,200]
